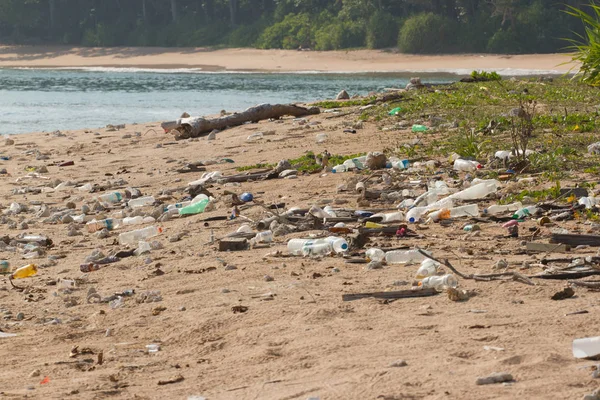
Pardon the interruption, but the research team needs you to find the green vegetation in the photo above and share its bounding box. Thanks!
[566,3,600,86]
[367,77,600,183]
[236,151,366,174]
[500,182,563,205]
[0,1,588,54]
[470,71,502,82]
[312,97,376,109]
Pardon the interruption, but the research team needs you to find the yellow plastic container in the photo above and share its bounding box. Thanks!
[10,264,38,279]
[365,221,384,229]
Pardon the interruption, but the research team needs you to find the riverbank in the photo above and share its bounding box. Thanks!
[0,45,578,73]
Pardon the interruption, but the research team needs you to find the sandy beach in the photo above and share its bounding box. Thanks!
[0,45,578,73]
[0,47,597,399]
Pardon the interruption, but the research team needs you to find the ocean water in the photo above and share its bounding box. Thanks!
[0,68,459,135]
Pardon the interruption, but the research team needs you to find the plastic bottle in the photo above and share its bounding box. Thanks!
[119,226,163,245]
[127,196,155,208]
[512,206,539,219]
[579,197,600,209]
[391,159,410,169]
[366,248,385,262]
[323,206,337,218]
[0,260,9,275]
[412,124,429,132]
[179,197,209,215]
[86,218,119,233]
[419,274,458,290]
[385,249,431,264]
[485,202,523,216]
[449,182,498,201]
[253,230,273,243]
[332,164,347,173]
[10,264,37,279]
[573,336,600,359]
[309,205,334,219]
[164,201,191,212]
[429,204,480,222]
[287,238,334,256]
[453,159,481,172]
[325,236,349,253]
[495,150,512,160]
[367,212,405,223]
[415,259,440,279]
[246,132,264,142]
[19,234,48,244]
[343,159,358,170]
[97,192,123,203]
[406,198,455,223]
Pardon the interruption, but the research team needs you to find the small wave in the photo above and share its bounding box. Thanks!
[4,66,572,76]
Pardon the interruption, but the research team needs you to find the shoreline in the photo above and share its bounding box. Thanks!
[0,45,579,73]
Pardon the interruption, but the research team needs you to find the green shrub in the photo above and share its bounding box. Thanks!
[366,11,398,49]
[565,3,600,86]
[397,13,457,54]
[486,28,520,53]
[228,21,266,47]
[314,20,365,50]
[257,13,313,49]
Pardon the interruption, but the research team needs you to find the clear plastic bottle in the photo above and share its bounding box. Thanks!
[332,164,347,173]
[412,124,429,132]
[573,336,600,359]
[309,205,334,218]
[579,197,599,209]
[453,159,481,172]
[419,274,458,289]
[415,259,440,279]
[119,226,163,245]
[406,198,455,223]
[19,234,48,243]
[366,248,385,262]
[164,201,191,212]
[513,206,539,219]
[301,242,332,256]
[86,218,120,233]
[385,249,431,264]
[253,230,273,243]
[485,202,523,216]
[127,196,155,208]
[429,204,480,222]
[10,264,38,279]
[97,192,123,203]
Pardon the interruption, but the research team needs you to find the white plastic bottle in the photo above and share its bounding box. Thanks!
[485,202,523,215]
[385,249,431,264]
[323,206,337,217]
[366,248,385,262]
[429,204,480,222]
[369,212,405,223]
[127,196,155,208]
[301,242,333,256]
[449,182,498,201]
[287,238,335,256]
[325,236,349,253]
[309,205,334,218]
[453,159,481,172]
[119,226,163,245]
[420,274,458,289]
[573,336,600,359]
[579,197,599,209]
[415,259,440,279]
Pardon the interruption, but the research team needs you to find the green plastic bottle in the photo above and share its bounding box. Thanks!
[178,198,209,215]
[388,107,402,116]
[411,124,429,132]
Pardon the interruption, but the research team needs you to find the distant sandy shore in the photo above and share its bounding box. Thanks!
[0,45,578,73]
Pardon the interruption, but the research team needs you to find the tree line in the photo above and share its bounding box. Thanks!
[0,0,591,53]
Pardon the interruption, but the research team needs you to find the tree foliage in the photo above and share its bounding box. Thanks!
[0,0,590,54]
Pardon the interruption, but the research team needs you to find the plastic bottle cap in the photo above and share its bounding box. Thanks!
[409,217,415,223]
[340,243,348,250]
[157,227,163,233]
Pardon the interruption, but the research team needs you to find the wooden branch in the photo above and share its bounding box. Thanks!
[162,104,320,139]
[416,248,535,286]
[342,288,438,302]
[569,280,600,288]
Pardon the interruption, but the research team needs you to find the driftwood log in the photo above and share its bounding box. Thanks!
[162,104,320,139]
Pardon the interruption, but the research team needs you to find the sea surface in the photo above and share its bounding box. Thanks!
[0,67,550,135]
